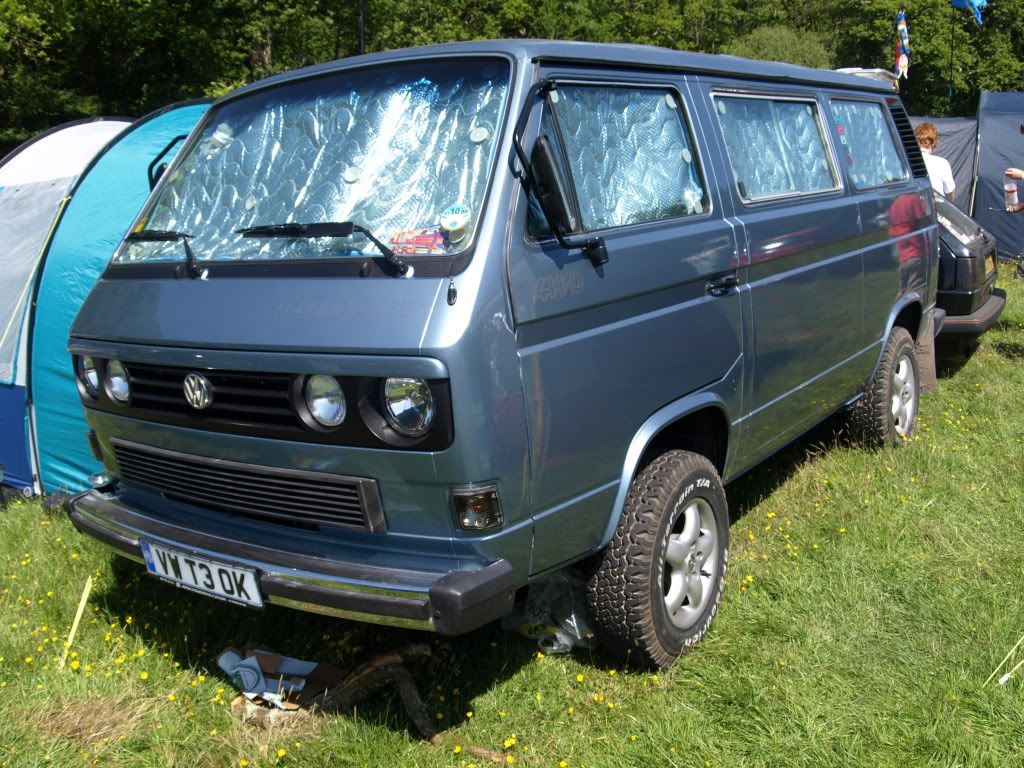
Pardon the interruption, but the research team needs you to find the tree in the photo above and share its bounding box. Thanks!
[0,0,96,144]
[724,24,833,69]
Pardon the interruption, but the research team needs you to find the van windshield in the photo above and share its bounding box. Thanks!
[118,58,510,265]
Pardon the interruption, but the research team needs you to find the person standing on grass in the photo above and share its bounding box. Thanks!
[915,122,955,200]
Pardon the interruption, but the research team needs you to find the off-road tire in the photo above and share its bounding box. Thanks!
[585,450,728,669]
[851,326,919,446]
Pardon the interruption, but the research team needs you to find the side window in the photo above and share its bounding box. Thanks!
[528,84,707,236]
[714,95,838,202]
[829,99,908,189]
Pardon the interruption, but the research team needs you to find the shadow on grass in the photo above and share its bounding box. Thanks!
[992,340,1024,360]
[85,405,878,728]
[91,562,538,737]
[724,412,852,524]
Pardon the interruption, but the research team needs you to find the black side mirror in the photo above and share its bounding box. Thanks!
[151,162,168,186]
[147,133,189,190]
[531,135,577,236]
[511,80,609,267]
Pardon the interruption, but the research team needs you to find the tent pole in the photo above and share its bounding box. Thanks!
[968,100,983,217]
[949,10,955,113]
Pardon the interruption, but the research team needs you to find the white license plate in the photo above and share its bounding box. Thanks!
[140,541,263,608]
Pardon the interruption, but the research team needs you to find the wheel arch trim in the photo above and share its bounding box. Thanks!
[869,293,926,379]
[600,391,732,551]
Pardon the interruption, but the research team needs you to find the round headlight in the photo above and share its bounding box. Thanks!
[78,356,100,398]
[382,377,435,438]
[105,359,131,404]
[304,375,346,428]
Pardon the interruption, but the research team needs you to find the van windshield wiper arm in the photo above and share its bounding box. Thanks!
[124,229,204,278]
[236,221,410,275]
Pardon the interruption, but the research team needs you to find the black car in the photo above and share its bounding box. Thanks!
[934,195,1006,355]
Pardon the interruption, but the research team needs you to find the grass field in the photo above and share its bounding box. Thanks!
[2,266,1024,768]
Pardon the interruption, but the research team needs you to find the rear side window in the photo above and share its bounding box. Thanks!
[530,84,707,235]
[829,100,907,188]
[714,95,838,202]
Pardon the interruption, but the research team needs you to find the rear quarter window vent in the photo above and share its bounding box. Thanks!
[887,99,929,179]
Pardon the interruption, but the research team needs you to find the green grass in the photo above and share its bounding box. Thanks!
[3,266,1024,768]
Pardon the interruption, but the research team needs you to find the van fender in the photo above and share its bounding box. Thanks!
[868,292,924,381]
[598,391,732,551]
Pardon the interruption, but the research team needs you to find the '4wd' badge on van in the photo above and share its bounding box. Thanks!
[183,373,213,410]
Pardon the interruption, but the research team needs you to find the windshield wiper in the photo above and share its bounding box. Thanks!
[124,229,204,278]
[236,221,410,275]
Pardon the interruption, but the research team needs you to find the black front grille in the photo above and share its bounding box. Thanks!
[126,363,296,427]
[86,361,454,451]
[888,99,929,179]
[112,439,385,532]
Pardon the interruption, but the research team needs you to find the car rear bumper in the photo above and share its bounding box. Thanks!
[940,287,1006,336]
[68,489,515,635]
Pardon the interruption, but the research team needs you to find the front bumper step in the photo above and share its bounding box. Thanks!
[68,489,515,635]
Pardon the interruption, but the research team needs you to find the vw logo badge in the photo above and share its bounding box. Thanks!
[183,372,213,410]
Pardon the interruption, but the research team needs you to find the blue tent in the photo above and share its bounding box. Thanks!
[972,91,1024,260]
[29,100,210,494]
[0,119,132,494]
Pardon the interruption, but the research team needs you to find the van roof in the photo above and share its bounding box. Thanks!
[225,39,894,104]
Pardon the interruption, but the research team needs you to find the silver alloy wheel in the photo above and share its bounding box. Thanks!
[663,497,719,629]
[891,353,917,437]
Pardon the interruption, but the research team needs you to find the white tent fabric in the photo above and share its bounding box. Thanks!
[0,121,127,185]
[0,120,129,384]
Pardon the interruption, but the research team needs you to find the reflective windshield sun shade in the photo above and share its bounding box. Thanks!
[120,58,510,264]
[829,100,907,189]
[716,95,837,202]
[549,85,706,232]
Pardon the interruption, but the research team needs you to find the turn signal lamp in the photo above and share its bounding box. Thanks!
[451,485,503,531]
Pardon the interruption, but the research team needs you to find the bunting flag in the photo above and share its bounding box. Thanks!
[894,9,911,79]
[951,0,987,25]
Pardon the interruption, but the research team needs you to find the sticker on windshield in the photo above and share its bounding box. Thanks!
[342,167,361,184]
[439,204,471,243]
[469,126,490,143]
[200,122,234,156]
[390,227,448,255]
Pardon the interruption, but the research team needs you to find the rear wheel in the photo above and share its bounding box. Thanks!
[851,326,919,446]
[585,450,728,669]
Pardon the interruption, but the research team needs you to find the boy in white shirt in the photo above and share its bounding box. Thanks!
[914,122,955,199]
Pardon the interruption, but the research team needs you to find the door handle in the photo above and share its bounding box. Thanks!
[706,272,739,296]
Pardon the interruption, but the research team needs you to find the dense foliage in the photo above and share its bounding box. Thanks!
[2,0,1023,147]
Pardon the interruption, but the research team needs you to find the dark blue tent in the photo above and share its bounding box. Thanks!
[973,91,1024,260]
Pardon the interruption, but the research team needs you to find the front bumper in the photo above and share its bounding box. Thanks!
[940,287,1006,337]
[68,489,515,635]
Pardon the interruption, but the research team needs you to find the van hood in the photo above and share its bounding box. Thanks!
[71,275,446,354]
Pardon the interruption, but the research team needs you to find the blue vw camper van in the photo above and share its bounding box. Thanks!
[67,41,938,668]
